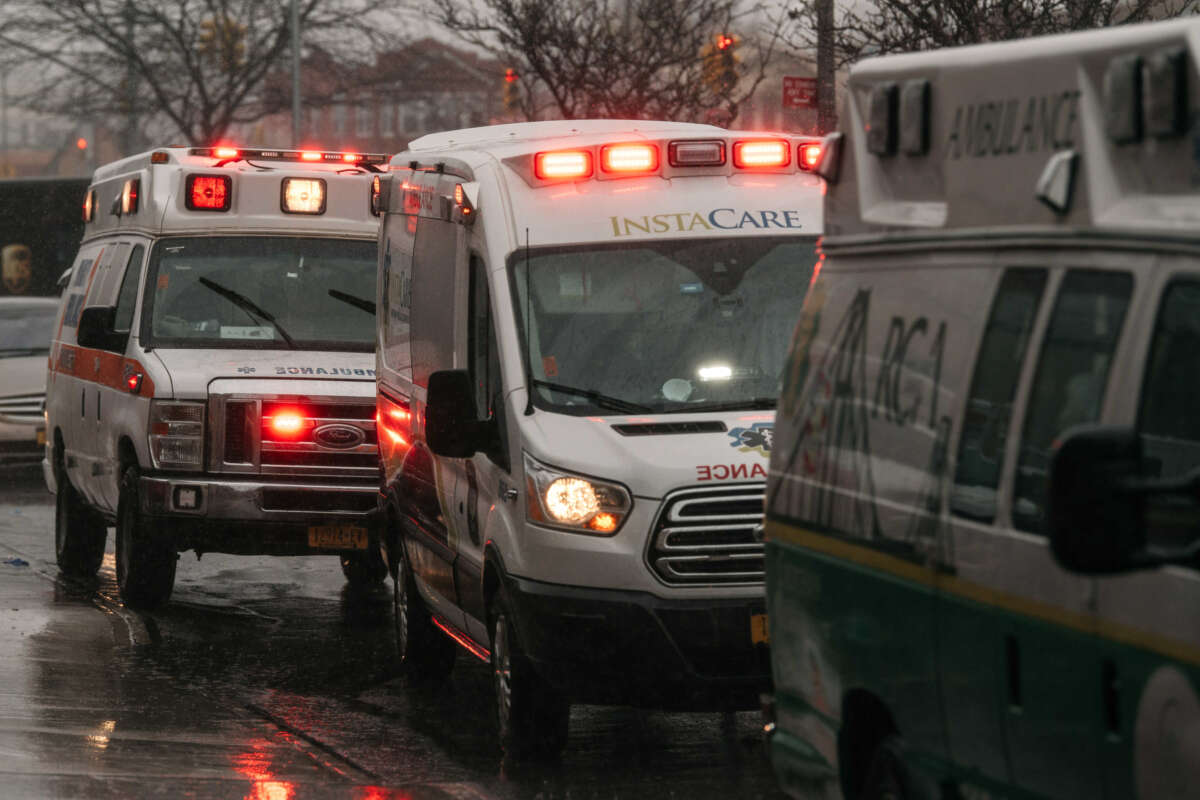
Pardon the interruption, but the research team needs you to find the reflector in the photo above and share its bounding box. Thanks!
[798,143,822,171]
[534,150,593,180]
[281,178,326,215]
[600,144,659,173]
[186,174,232,211]
[733,139,790,168]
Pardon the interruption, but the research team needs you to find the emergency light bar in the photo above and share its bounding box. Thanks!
[189,146,389,166]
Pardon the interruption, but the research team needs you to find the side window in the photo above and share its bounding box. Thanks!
[1012,270,1133,532]
[112,245,145,333]
[951,268,1047,522]
[469,255,509,469]
[1138,279,1200,549]
[409,218,457,387]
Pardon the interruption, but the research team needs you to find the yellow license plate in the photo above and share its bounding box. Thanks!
[750,613,769,645]
[307,525,368,550]
[35,429,45,445]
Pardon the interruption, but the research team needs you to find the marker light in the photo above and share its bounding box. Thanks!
[82,189,95,222]
[798,143,822,171]
[668,140,726,167]
[370,176,382,216]
[121,178,139,215]
[733,139,790,168]
[600,143,659,173]
[588,512,619,533]
[454,183,464,205]
[214,146,240,159]
[186,174,232,211]
[126,372,142,394]
[534,150,593,180]
[281,177,326,214]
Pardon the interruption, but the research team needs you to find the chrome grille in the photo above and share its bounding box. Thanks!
[648,484,765,585]
[210,395,379,480]
[0,392,44,424]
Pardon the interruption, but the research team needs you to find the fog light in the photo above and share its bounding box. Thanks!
[173,485,202,510]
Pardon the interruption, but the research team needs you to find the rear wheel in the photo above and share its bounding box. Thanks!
[491,587,569,760]
[392,540,456,683]
[54,474,106,578]
[115,466,177,609]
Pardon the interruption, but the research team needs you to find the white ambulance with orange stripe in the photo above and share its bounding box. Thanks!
[44,145,387,609]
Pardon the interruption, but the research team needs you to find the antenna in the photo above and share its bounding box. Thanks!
[523,226,534,416]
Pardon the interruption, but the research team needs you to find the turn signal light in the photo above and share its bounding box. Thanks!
[534,150,593,180]
[186,174,232,211]
[798,143,822,171]
[600,144,659,173]
[733,139,790,168]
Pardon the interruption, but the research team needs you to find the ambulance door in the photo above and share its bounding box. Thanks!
[93,243,146,511]
[74,242,128,508]
[999,265,1134,799]
[1092,261,1200,800]
[942,267,1051,787]
[453,253,512,645]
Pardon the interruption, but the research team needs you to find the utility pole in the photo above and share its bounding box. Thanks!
[815,0,836,134]
[290,0,301,147]
[124,0,138,154]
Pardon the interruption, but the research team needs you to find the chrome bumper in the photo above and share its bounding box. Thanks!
[139,475,378,522]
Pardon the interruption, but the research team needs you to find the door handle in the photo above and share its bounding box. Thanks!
[499,480,518,503]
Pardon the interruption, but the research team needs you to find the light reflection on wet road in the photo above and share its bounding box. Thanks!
[0,470,786,799]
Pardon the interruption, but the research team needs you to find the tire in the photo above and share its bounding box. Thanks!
[341,548,388,586]
[858,736,909,800]
[54,474,106,578]
[115,466,177,609]
[490,587,569,760]
[392,540,456,683]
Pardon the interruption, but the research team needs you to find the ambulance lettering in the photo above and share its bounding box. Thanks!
[946,89,1081,159]
[696,462,768,482]
[274,366,376,376]
[609,209,805,237]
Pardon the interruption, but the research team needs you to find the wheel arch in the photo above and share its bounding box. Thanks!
[839,688,900,800]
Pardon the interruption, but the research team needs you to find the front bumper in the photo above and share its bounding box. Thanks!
[0,417,44,468]
[140,474,379,556]
[504,574,771,711]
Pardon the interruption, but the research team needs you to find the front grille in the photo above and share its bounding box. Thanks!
[213,396,379,480]
[648,484,765,585]
[0,392,44,424]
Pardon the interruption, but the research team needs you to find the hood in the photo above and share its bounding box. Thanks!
[149,348,375,398]
[521,408,775,501]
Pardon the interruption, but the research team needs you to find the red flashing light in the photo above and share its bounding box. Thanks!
[126,372,142,394]
[534,150,593,180]
[342,152,360,163]
[267,408,310,439]
[214,146,240,159]
[121,178,139,215]
[716,34,734,50]
[454,183,464,205]
[300,151,322,161]
[504,68,518,83]
[186,174,232,211]
[600,143,659,174]
[798,143,822,171]
[76,137,88,150]
[732,139,790,169]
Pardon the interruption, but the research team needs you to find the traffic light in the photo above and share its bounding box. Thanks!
[703,33,739,95]
[503,68,520,112]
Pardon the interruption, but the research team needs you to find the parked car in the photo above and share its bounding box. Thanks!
[0,295,58,468]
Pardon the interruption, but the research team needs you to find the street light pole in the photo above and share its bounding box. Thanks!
[290,0,301,147]
[816,0,836,134]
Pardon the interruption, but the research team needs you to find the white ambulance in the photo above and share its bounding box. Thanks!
[45,146,387,609]
[374,120,823,757]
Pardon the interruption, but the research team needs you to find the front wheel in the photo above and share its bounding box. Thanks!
[491,588,569,760]
[54,475,106,578]
[392,540,456,683]
[115,466,177,609]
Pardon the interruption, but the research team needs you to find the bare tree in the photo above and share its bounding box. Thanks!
[787,0,1195,68]
[0,0,403,146]
[430,0,784,125]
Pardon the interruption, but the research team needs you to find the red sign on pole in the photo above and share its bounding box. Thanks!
[783,76,818,109]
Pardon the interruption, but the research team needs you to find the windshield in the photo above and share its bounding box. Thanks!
[0,303,57,356]
[512,237,817,415]
[143,236,376,351]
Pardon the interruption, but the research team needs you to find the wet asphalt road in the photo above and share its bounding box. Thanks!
[0,469,787,800]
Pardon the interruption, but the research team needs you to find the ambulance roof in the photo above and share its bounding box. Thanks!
[391,120,825,249]
[82,146,385,243]
[824,17,1200,242]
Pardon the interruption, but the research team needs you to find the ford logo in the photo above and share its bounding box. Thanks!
[313,423,366,449]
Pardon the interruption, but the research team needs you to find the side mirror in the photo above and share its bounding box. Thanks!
[76,306,124,352]
[1046,425,1147,574]
[426,369,487,459]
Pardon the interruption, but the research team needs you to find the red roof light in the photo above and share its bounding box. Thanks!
[732,139,790,168]
[300,151,322,162]
[798,143,822,171]
[534,150,593,180]
[600,143,659,174]
[186,174,232,211]
[214,146,240,159]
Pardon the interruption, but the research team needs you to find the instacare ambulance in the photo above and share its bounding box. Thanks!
[373,120,823,757]
[763,18,1200,800]
[45,146,388,609]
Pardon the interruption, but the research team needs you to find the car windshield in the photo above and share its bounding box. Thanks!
[143,236,376,351]
[0,303,57,356]
[512,236,817,415]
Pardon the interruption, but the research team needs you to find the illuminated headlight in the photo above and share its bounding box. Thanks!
[149,400,205,470]
[524,454,631,535]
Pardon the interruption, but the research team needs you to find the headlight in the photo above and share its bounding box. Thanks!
[524,454,631,535]
[149,400,205,471]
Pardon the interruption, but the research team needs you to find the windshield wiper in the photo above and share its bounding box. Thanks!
[198,277,298,349]
[531,379,653,414]
[328,289,376,315]
[669,397,778,413]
